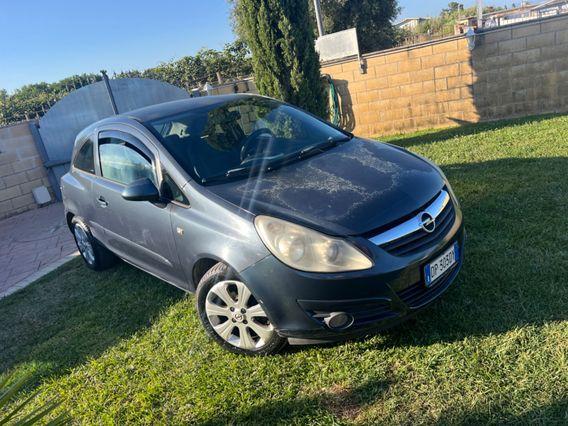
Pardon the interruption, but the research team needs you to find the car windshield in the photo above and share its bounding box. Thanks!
[144,97,350,184]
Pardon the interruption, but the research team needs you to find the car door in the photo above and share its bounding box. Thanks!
[91,130,184,285]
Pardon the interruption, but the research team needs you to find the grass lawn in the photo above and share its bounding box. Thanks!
[1,114,567,424]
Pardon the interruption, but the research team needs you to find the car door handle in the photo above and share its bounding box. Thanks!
[97,196,108,207]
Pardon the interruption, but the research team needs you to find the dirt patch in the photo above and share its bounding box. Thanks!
[321,383,363,421]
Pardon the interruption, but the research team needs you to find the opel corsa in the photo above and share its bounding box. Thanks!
[62,94,464,355]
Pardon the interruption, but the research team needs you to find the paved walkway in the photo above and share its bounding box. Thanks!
[0,203,78,299]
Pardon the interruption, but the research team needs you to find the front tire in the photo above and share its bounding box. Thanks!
[71,218,117,271]
[196,262,286,355]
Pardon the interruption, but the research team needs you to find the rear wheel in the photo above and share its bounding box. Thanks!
[71,218,117,271]
[196,262,286,355]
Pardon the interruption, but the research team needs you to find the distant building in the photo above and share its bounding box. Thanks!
[455,0,568,34]
[395,18,429,32]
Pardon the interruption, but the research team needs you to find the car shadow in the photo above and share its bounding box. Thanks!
[382,113,559,149]
[371,156,568,349]
[0,259,184,383]
[435,397,568,424]
[200,377,390,425]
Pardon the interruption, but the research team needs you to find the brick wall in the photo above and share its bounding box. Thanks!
[0,122,52,219]
[321,14,568,137]
[474,16,568,120]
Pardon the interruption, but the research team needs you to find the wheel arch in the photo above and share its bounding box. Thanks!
[190,253,252,292]
[191,257,223,291]
[66,211,75,231]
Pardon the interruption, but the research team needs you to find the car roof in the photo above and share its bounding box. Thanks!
[124,93,263,122]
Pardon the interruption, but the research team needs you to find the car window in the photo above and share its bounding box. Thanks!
[99,137,156,186]
[161,172,189,205]
[74,138,95,174]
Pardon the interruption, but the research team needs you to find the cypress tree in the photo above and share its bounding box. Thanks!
[232,0,327,117]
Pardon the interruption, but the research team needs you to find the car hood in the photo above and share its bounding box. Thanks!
[205,138,445,236]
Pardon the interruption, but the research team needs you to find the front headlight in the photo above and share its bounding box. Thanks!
[254,215,373,272]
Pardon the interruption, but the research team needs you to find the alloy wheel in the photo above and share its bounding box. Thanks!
[205,280,274,350]
[74,226,95,265]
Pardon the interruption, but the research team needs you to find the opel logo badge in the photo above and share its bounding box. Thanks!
[420,212,436,233]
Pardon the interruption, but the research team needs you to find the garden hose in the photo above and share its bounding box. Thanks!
[323,74,341,126]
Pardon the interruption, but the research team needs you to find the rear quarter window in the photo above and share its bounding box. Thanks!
[73,138,95,174]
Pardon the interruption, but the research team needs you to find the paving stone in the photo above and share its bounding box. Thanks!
[36,247,62,264]
[4,272,33,288]
[35,236,60,251]
[8,260,40,277]
[0,268,10,283]
[0,202,77,295]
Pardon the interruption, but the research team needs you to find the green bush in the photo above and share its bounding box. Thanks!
[231,0,327,117]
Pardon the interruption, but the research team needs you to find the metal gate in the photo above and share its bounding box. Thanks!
[30,77,190,200]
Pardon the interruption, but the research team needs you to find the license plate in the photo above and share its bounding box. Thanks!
[424,242,459,287]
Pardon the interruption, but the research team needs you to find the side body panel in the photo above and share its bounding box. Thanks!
[170,181,270,291]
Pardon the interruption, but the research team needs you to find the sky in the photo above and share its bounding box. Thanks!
[399,0,512,19]
[1,0,515,92]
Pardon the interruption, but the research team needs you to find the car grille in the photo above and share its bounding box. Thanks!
[372,189,456,257]
[381,201,455,256]
[396,262,458,308]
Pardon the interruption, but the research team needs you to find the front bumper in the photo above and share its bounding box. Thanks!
[240,210,465,343]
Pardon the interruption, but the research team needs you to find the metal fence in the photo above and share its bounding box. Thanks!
[0,75,104,126]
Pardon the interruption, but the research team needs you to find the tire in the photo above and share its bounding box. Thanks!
[71,218,117,271]
[196,262,287,355]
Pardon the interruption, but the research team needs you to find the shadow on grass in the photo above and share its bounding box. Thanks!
[382,113,560,149]
[374,156,568,349]
[201,378,390,425]
[0,259,184,383]
[437,398,568,424]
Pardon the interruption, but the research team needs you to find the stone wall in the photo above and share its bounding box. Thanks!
[474,16,568,120]
[321,14,568,137]
[0,122,52,219]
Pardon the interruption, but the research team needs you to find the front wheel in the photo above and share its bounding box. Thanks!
[196,262,286,355]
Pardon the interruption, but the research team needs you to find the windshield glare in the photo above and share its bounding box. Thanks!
[145,97,348,184]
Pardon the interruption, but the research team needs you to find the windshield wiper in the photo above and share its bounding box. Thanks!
[201,163,274,185]
[298,135,352,158]
[201,135,352,184]
[201,167,252,184]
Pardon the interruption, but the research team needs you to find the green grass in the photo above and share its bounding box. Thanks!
[1,114,567,424]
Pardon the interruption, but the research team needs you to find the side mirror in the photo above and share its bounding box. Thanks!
[121,178,160,202]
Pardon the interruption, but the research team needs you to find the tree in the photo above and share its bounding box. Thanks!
[230,0,327,117]
[115,40,253,89]
[442,2,464,14]
[314,0,402,53]
[413,2,505,37]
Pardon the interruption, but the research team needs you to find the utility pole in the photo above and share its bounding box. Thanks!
[100,70,119,115]
[477,0,483,29]
[313,0,325,37]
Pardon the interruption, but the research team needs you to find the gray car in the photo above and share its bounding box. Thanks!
[62,94,464,355]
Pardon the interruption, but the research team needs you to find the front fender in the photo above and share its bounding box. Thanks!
[170,186,270,290]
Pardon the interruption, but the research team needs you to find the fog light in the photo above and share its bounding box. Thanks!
[324,312,354,330]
